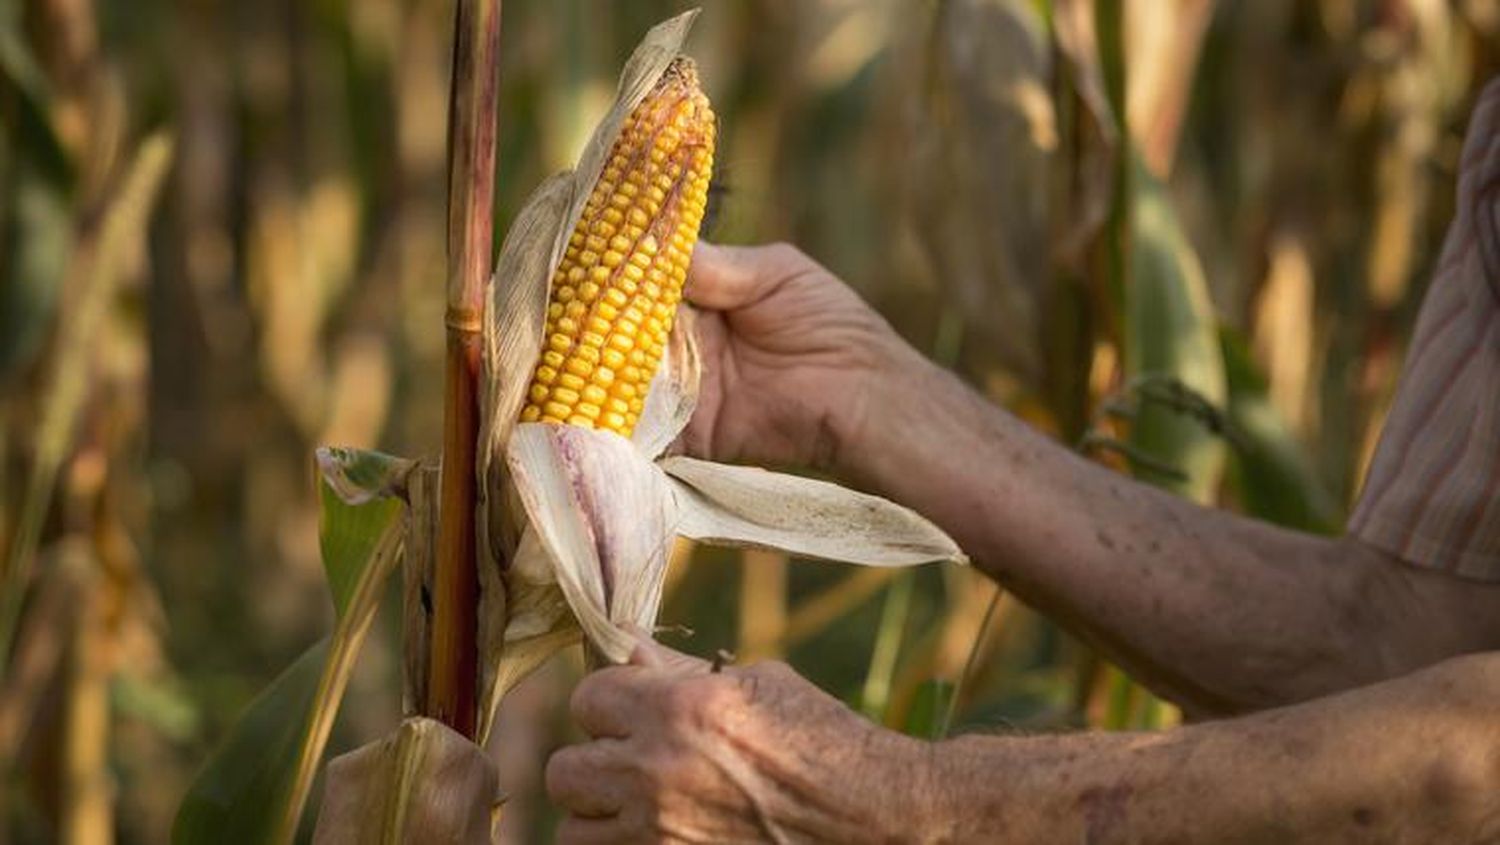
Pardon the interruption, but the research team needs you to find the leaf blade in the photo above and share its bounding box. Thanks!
[174,466,407,844]
[1121,158,1227,503]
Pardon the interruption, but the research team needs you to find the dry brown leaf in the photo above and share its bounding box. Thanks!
[314,717,499,845]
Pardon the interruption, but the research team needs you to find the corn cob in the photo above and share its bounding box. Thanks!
[520,58,715,436]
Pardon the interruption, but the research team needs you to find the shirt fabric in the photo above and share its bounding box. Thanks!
[1349,77,1500,580]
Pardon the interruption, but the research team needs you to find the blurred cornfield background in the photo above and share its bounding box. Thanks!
[2,0,1497,841]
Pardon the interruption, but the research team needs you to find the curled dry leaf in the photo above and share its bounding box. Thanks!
[314,717,499,845]
[316,447,417,505]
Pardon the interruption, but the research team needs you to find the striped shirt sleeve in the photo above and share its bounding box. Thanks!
[1348,77,1500,580]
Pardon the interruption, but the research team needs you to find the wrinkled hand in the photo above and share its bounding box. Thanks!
[546,632,928,844]
[681,242,918,472]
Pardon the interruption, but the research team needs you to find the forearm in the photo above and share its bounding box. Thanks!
[845,353,1496,711]
[917,651,1500,844]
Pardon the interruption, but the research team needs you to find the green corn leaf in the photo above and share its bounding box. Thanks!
[0,169,70,382]
[316,447,412,616]
[1220,329,1342,534]
[903,679,955,740]
[173,451,408,845]
[173,641,330,845]
[1121,156,1227,503]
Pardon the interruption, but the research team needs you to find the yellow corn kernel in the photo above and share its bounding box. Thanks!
[519,57,715,437]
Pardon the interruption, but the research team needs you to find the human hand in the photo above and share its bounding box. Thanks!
[545,633,931,843]
[680,242,921,472]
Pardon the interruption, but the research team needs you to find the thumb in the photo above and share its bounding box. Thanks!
[686,241,810,311]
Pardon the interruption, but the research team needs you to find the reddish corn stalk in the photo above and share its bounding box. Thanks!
[428,0,501,740]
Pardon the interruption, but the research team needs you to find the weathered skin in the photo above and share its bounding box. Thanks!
[545,242,1500,844]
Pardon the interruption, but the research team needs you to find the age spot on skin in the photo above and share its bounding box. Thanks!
[1352,807,1376,827]
[1096,530,1117,551]
[1079,784,1132,843]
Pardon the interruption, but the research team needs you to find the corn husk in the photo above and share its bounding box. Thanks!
[664,457,964,567]
[475,8,966,743]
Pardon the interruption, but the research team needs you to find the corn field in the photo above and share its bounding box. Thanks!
[1,0,1497,842]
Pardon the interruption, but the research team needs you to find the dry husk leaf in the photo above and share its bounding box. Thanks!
[313,717,499,845]
[506,424,678,663]
[631,308,702,460]
[663,457,967,568]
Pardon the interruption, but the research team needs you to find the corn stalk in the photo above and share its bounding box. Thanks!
[429,0,502,740]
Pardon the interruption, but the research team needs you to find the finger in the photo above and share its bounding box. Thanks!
[555,814,626,845]
[625,626,711,675]
[685,241,809,310]
[545,741,630,818]
[569,666,641,738]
